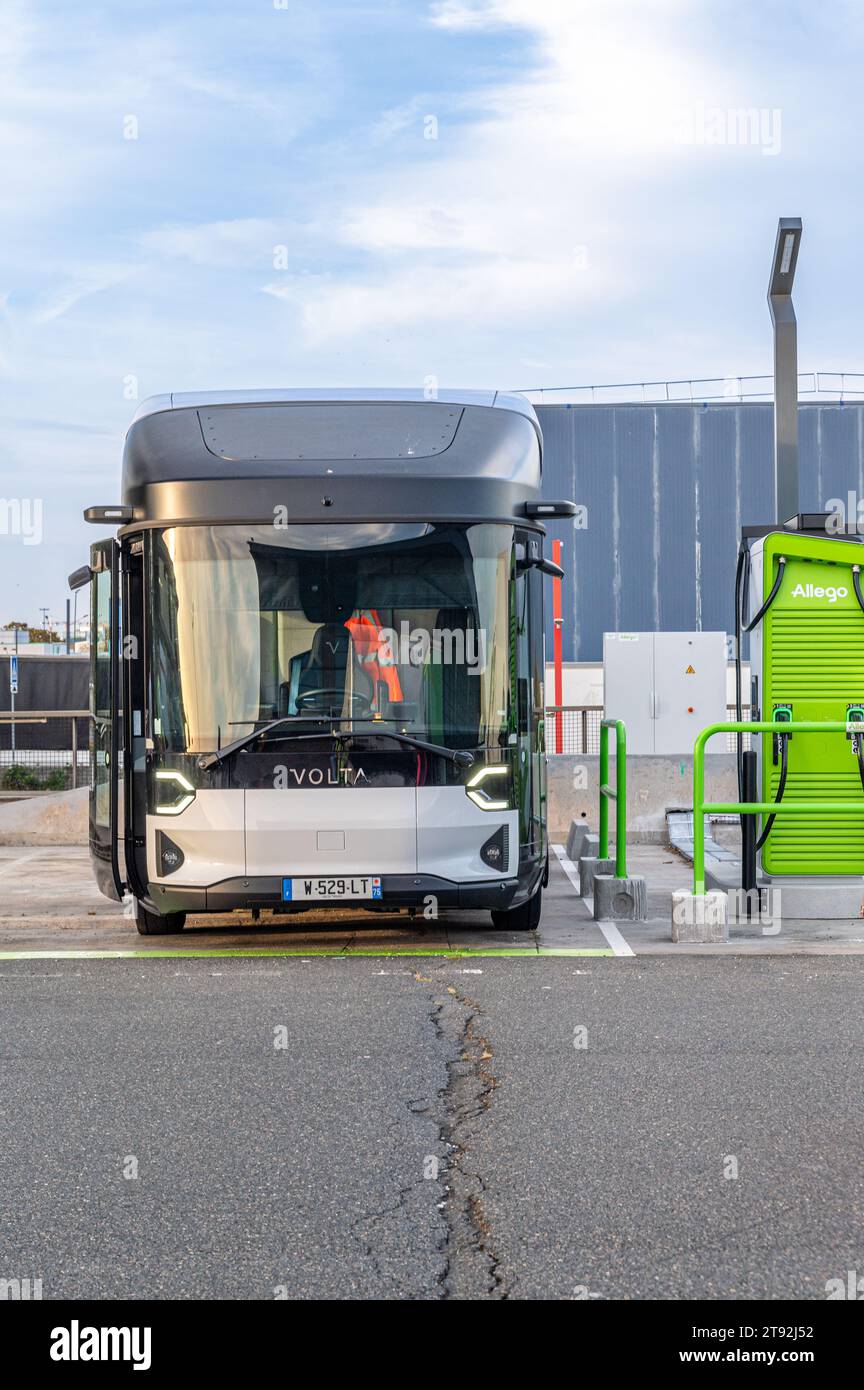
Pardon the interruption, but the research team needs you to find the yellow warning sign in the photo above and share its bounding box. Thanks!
[685,664,695,674]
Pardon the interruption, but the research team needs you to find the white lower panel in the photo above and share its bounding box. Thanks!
[416,787,518,880]
[147,791,245,886]
[244,788,417,875]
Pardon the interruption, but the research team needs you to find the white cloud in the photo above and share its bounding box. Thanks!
[341,203,488,252]
[140,219,294,269]
[0,0,33,69]
[29,266,138,325]
[260,0,717,346]
[429,0,684,33]
[428,0,515,30]
[371,96,433,141]
[262,252,610,343]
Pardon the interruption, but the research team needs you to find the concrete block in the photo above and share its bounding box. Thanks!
[579,855,614,898]
[580,833,600,862]
[0,786,88,845]
[671,889,728,943]
[566,819,592,861]
[593,874,648,922]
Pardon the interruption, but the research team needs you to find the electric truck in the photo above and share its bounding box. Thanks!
[70,389,573,935]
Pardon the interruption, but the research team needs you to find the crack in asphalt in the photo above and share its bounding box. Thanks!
[431,982,508,1300]
[346,972,506,1299]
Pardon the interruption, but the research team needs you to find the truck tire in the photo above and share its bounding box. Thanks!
[491,886,542,932]
[135,903,186,936]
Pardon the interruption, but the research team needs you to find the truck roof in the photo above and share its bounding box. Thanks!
[120,390,543,524]
[129,387,539,430]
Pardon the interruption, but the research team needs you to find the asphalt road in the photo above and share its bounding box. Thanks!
[2,954,863,1299]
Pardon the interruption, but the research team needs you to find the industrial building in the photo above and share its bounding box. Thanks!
[537,398,864,660]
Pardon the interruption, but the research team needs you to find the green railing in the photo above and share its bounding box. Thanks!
[599,718,627,878]
[692,720,864,894]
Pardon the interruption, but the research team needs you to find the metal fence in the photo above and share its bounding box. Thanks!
[0,711,91,793]
[517,370,864,404]
[546,705,604,754]
[546,706,751,755]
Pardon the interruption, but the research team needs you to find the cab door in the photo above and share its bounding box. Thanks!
[88,539,124,900]
[527,562,547,864]
[513,534,549,864]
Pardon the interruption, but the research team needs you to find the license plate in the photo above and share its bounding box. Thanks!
[282,876,382,901]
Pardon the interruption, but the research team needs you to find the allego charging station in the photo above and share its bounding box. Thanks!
[682,220,864,933]
[737,524,864,882]
[727,219,864,914]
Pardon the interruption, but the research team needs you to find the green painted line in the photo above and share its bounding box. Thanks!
[537,947,614,956]
[0,946,614,960]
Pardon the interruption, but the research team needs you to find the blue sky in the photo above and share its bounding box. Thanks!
[3,0,864,624]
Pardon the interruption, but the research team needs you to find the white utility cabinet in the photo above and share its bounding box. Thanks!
[603,631,727,755]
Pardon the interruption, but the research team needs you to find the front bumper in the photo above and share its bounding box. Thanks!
[148,866,541,916]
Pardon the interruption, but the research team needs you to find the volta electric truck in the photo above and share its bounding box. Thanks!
[70,390,573,935]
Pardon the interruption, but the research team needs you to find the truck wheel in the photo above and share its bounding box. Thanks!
[135,903,186,936]
[491,886,542,932]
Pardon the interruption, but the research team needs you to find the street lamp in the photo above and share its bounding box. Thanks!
[767,216,803,524]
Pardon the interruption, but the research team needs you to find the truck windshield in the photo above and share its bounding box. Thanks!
[148,522,514,755]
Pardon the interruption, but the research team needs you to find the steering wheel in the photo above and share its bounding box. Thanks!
[295,687,374,716]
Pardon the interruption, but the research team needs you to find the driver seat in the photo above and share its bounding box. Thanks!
[297,621,351,709]
[280,623,375,717]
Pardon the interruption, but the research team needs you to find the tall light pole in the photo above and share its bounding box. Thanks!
[768,217,803,524]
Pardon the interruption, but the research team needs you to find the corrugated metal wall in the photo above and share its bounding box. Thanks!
[537,401,864,661]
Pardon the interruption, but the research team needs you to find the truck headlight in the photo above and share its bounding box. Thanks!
[465,765,509,811]
[154,769,196,815]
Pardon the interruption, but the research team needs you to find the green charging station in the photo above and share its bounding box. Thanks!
[738,524,864,877]
[677,220,864,920]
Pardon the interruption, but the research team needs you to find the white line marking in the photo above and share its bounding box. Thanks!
[551,844,635,957]
[591,919,635,957]
[0,848,49,880]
